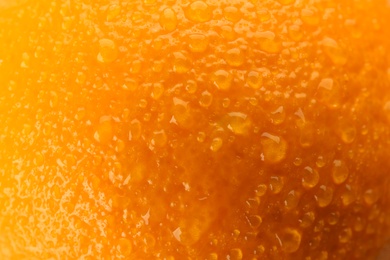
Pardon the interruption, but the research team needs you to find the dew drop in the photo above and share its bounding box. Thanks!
[150,130,167,148]
[302,166,319,189]
[284,190,301,210]
[151,83,164,100]
[327,211,340,225]
[317,78,341,109]
[341,184,355,206]
[248,215,262,229]
[173,97,192,128]
[186,80,198,93]
[159,8,178,32]
[300,211,315,228]
[270,106,285,125]
[316,156,326,168]
[257,8,271,22]
[339,228,352,243]
[269,176,284,194]
[185,1,212,23]
[210,137,223,152]
[213,69,233,90]
[301,8,320,26]
[199,91,213,108]
[260,133,287,163]
[363,188,380,206]
[173,52,190,73]
[246,70,262,89]
[129,119,142,141]
[226,112,251,135]
[223,6,241,22]
[288,24,303,41]
[75,107,86,121]
[188,33,209,53]
[225,48,244,67]
[117,238,132,257]
[321,37,347,65]
[331,160,349,184]
[315,185,334,207]
[94,116,113,144]
[97,38,118,63]
[255,184,267,197]
[277,228,302,253]
[255,31,281,54]
[228,248,243,260]
[106,4,121,21]
[197,132,206,142]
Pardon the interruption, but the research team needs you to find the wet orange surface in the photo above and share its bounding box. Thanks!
[1,0,390,259]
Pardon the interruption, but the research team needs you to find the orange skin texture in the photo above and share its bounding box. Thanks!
[1,0,390,259]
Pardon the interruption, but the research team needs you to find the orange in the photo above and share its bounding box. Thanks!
[1,0,390,259]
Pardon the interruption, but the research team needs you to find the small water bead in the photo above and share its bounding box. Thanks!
[260,133,287,164]
[75,107,86,121]
[106,4,121,21]
[115,139,125,153]
[225,48,245,67]
[288,24,303,41]
[246,70,262,89]
[277,228,302,253]
[317,78,341,109]
[338,123,356,144]
[248,215,262,229]
[117,237,132,257]
[316,156,326,168]
[151,83,164,100]
[199,91,213,108]
[122,79,138,91]
[341,184,355,206]
[210,137,223,152]
[229,248,243,260]
[300,211,315,228]
[94,116,113,144]
[138,99,148,108]
[270,106,285,125]
[213,69,233,90]
[197,132,206,142]
[331,160,349,184]
[257,8,271,22]
[207,253,218,260]
[97,38,118,63]
[327,211,340,225]
[302,166,319,189]
[269,176,284,194]
[363,188,380,206]
[293,157,302,166]
[315,185,334,208]
[284,190,301,210]
[150,130,167,148]
[173,52,190,73]
[186,80,197,93]
[321,37,347,65]
[34,151,44,166]
[185,1,212,23]
[129,119,142,141]
[159,8,177,32]
[255,31,281,54]
[173,97,192,128]
[299,122,315,147]
[226,112,251,135]
[223,6,241,22]
[301,8,320,26]
[188,33,209,53]
[339,228,352,243]
[255,184,267,197]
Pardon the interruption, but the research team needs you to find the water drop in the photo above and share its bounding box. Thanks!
[341,184,355,206]
[255,184,267,196]
[302,166,319,189]
[315,185,334,207]
[339,228,352,243]
[106,4,121,21]
[331,160,349,184]
[129,119,142,141]
[284,190,301,210]
[199,91,213,108]
[117,238,132,257]
[229,248,243,260]
[223,6,241,22]
[327,211,340,225]
[293,157,302,166]
[300,211,315,228]
[213,69,233,90]
[255,31,281,54]
[159,8,177,32]
[151,83,164,100]
[150,130,167,149]
[321,37,347,65]
[173,52,190,73]
[94,116,113,144]
[363,188,379,206]
[226,112,251,135]
[225,48,244,67]
[248,215,262,229]
[270,106,285,125]
[188,33,209,53]
[301,8,320,26]
[185,1,212,23]
[269,176,284,194]
[186,80,198,93]
[97,38,118,63]
[260,133,287,163]
[317,78,342,109]
[277,228,302,253]
[288,24,303,41]
[75,107,86,121]
[173,97,192,128]
[246,70,262,89]
[197,132,206,142]
[316,156,326,168]
[257,8,271,22]
[210,137,223,152]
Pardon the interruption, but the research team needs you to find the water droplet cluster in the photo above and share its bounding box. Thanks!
[0,0,390,259]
